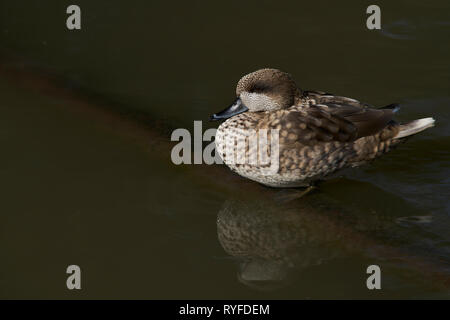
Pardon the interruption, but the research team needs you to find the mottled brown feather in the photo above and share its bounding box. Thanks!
[260,102,397,146]
[323,104,397,138]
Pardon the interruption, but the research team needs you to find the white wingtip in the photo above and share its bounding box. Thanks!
[395,117,435,139]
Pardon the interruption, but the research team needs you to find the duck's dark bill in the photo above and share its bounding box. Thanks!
[210,98,249,121]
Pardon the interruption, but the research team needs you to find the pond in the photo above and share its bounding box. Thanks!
[0,0,449,299]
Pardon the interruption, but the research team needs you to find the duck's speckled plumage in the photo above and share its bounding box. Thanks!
[213,68,435,187]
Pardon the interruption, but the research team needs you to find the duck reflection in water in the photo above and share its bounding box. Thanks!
[216,196,353,290]
[215,185,444,291]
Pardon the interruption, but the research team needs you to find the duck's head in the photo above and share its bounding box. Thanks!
[210,68,300,121]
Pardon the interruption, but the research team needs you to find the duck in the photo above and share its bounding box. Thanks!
[211,68,435,188]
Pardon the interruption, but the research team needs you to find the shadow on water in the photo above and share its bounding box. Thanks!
[216,179,450,294]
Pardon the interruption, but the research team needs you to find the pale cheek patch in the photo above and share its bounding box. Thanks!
[240,92,280,111]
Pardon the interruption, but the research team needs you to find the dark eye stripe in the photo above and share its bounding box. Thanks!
[249,83,270,93]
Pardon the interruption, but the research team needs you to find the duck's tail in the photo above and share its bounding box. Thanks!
[395,117,435,139]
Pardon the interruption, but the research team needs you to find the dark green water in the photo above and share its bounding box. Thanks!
[0,0,449,299]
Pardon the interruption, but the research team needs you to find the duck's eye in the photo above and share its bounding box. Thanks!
[249,83,270,93]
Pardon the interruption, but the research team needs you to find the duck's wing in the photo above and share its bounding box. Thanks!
[303,90,374,109]
[267,103,397,144]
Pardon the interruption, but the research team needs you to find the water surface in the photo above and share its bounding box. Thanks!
[0,0,449,299]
